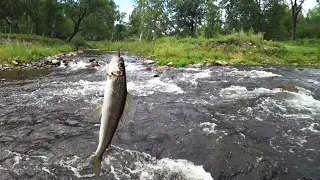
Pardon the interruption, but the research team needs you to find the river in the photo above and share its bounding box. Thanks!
[0,53,319,180]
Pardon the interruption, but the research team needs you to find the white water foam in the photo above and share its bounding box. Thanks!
[199,122,218,134]
[66,61,92,71]
[5,150,22,169]
[307,79,320,86]
[61,80,105,97]
[58,147,213,180]
[0,165,8,170]
[301,123,320,133]
[17,80,106,106]
[127,78,184,96]
[125,62,146,72]
[179,70,211,85]
[228,70,281,78]
[105,147,213,180]
[137,158,213,180]
[42,167,56,177]
[284,92,320,115]
[62,58,145,73]
[219,86,279,99]
[59,155,95,178]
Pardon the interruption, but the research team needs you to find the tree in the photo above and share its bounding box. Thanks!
[81,0,118,40]
[114,12,127,41]
[62,0,108,42]
[263,0,289,40]
[220,0,264,33]
[22,0,46,35]
[168,0,206,37]
[0,0,24,33]
[303,5,320,38]
[43,0,63,37]
[290,0,305,40]
[132,0,170,40]
[203,0,222,38]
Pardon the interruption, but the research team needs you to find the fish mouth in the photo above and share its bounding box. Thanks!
[110,71,123,77]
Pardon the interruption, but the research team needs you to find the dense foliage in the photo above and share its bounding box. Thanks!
[0,0,319,42]
[89,31,320,67]
[0,0,119,41]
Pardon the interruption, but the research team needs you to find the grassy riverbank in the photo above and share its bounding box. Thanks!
[89,32,320,67]
[0,33,75,64]
[1,32,319,67]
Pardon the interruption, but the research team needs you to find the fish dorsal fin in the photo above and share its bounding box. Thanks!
[118,92,136,129]
[92,105,102,121]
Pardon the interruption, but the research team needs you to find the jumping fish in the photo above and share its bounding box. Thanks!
[91,51,134,176]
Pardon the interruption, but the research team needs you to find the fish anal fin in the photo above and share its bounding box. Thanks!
[118,92,136,129]
[92,105,102,121]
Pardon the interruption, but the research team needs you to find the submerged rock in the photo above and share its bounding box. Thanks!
[189,63,204,68]
[143,60,156,65]
[91,61,100,67]
[146,65,152,71]
[77,50,84,55]
[156,65,170,72]
[62,59,68,66]
[51,59,61,66]
[205,62,213,67]
[12,60,19,66]
[66,52,77,57]
[89,58,96,63]
[213,60,229,66]
[188,60,230,68]
[167,62,173,66]
[281,84,298,92]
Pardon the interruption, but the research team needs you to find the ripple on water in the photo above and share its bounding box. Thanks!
[177,69,211,85]
[227,69,281,78]
[57,146,213,180]
[127,78,184,96]
[283,92,320,115]
[219,85,280,99]
[301,123,320,134]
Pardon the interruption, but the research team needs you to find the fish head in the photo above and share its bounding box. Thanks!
[108,55,125,78]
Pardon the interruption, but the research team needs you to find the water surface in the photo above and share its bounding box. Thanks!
[0,53,319,180]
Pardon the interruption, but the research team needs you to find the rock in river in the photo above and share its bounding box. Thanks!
[281,84,298,92]
[167,62,173,66]
[189,63,204,68]
[143,60,156,65]
[213,60,229,66]
[12,60,20,66]
[51,59,61,66]
[89,58,96,63]
[156,65,170,72]
[146,65,152,71]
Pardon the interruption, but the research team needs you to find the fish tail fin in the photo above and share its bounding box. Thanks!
[91,154,102,176]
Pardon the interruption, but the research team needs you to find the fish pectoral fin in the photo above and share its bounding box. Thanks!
[118,92,136,129]
[92,105,102,121]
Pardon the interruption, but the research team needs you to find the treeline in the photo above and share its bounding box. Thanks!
[0,0,320,42]
[128,0,320,41]
[0,0,120,41]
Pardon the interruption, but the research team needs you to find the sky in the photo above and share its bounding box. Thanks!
[114,0,135,21]
[114,0,319,22]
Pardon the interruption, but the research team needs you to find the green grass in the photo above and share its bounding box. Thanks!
[0,42,75,63]
[0,33,66,44]
[0,33,75,64]
[88,31,320,68]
